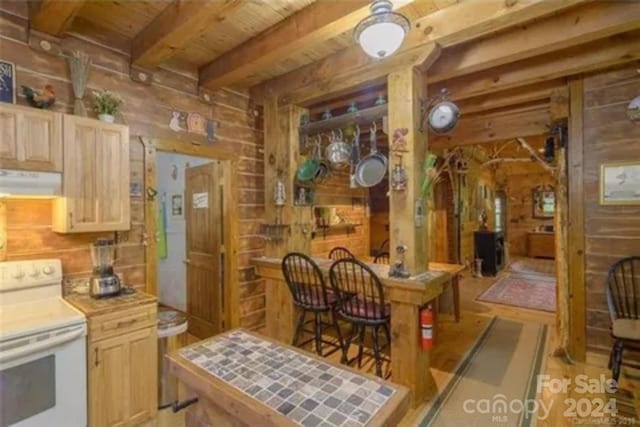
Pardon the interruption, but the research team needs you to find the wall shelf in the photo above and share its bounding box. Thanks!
[312,223,362,239]
[300,104,388,135]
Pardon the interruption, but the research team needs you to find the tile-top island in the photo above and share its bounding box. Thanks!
[251,256,452,406]
[168,329,409,427]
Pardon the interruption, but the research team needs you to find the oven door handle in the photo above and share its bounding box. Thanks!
[0,327,85,364]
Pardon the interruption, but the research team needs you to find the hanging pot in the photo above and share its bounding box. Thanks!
[296,136,320,182]
[350,125,361,189]
[326,129,351,169]
[355,122,388,187]
[313,135,331,183]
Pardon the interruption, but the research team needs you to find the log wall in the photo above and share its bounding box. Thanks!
[0,7,266,330]
[496,162,555,257]
[581,65,640,354]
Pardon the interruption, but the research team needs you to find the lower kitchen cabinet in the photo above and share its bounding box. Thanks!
[89,327,157,427]
[65,293,158,427]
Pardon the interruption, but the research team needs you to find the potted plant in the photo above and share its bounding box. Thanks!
[93,89,122,123]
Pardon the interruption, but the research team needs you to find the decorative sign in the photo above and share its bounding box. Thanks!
[391,128,409,152]
[193,192,209,209]
[627,96,640,124]
[0,60,16,104]
[169,109,219,142]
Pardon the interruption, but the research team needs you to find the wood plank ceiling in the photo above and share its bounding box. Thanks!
[18,0,640,126]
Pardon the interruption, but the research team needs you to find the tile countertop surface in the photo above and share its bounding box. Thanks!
[178,330,406,427]
[64,290,157,316]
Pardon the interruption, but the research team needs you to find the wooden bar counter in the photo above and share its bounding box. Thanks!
[251,256,450,406]
[168,329,409,427]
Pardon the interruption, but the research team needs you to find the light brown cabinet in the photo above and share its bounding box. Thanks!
[0,103,62,172]
[527,231,555,259]
[65,294,158,427]
[53,115,130,233]
[89,326,157,427]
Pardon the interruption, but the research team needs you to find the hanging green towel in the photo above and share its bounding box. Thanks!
[157,198,168,259]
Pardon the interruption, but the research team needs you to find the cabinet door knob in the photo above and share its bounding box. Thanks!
[69,212,74,230]
[94,348,99,367]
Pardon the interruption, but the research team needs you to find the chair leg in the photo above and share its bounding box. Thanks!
[331,310,346,363]
[382,322,391,349]
[314,311,323,356]
[342,323,358,365]
[293,309,306,347]
[612,340,624,383]
[371,325,383,378]
[357,325,366,369]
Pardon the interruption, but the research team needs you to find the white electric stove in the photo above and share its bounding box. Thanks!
[0,259,87,427]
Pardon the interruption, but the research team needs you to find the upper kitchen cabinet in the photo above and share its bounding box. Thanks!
[0,103,62,172]
[53,115,130,233]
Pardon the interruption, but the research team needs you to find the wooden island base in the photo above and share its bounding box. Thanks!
[251,256,452,407]
[169,329,410,427]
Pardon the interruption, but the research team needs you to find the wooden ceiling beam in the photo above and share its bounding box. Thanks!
[456,80,565,115]
[279,43,440,107]
[199,0,373,90]
[428,1,640,83]
[251,0,586,104]
[29,0,86,36]
[132,0,244,69]
[429,106,551,148]
[432,31,640,101]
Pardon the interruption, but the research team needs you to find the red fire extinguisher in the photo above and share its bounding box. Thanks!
[420,306,433,349]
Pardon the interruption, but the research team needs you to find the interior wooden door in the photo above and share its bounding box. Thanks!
[185,162,224,338]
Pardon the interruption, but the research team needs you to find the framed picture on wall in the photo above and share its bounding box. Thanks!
[171,193,184,217]
[532,187,555,219]
[600,161,640,205]
[0,60,16,104]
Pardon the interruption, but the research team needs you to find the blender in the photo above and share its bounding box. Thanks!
[89,238,121,297]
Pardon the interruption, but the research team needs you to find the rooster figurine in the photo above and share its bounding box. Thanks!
[21,84,56,109]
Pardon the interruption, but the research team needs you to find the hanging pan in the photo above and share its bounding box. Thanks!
[296,135,320,182]
[313,135,331,183]
[355,122,388,188]
[350,125,361,189]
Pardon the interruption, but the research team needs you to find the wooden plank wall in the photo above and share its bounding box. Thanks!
[495,161,555,256]
[310,168,371,259]
[581,65,640,354]
[3,140,146,289]
[0,7,266,330]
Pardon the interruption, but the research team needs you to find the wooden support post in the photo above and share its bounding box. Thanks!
[567,78,586,361]
[141,137,158,296]
[263,100,310,257]
[387,67,429,275]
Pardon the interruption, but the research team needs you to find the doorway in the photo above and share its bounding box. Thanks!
[144,138,239,339]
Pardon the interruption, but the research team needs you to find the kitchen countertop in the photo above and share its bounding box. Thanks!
[169,329,409,427]
[65,290,157,317]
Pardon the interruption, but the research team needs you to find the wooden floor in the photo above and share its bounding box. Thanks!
[156,264,638,427]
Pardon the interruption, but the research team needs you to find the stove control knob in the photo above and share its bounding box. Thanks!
[42,265,54,275]
[29,266,41,277]
[12,269,25,279]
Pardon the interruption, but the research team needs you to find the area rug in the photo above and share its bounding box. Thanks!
[508,257,556,277]
[420,317,548,427]
[477,273,556,312]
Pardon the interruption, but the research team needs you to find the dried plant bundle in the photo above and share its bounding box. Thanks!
[66,50,91,116]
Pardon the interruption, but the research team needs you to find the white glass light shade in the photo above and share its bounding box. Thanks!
[355,0,410,59]
[357,20,407,59]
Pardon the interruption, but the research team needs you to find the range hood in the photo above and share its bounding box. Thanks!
[0,169,62,197]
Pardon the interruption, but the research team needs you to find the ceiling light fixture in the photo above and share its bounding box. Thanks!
[355,0,410,59]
